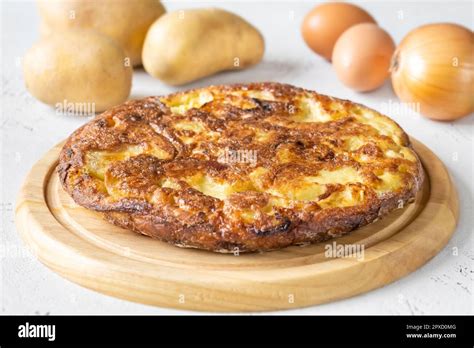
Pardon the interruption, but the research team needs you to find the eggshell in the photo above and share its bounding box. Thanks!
[332,23,395,92]
[301,3,376,60]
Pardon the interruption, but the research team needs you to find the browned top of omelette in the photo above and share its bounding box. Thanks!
[58,83,424,252]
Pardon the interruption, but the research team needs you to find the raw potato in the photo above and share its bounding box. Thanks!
[142,8,265,85]
[37,0,166,66]
[23,30,132,113]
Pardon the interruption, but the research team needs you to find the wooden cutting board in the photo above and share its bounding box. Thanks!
[15,139,458,312]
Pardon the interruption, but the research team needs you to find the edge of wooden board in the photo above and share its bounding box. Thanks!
[14,138,459,312]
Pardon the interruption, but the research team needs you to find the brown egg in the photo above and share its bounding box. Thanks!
[301,2,376,60]
[332,23,395,92]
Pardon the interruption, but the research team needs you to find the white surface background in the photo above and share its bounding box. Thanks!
[1,0,472,315]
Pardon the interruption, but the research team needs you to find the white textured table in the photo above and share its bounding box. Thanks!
[1,0,472,315]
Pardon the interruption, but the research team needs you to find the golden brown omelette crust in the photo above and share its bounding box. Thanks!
[58,83,424,253]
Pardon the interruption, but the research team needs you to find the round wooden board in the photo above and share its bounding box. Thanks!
[15,139,459,312]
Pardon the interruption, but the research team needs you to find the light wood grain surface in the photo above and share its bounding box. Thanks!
[15,138,459,312]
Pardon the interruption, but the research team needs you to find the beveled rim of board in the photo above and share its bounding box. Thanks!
[15,138,459,312]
